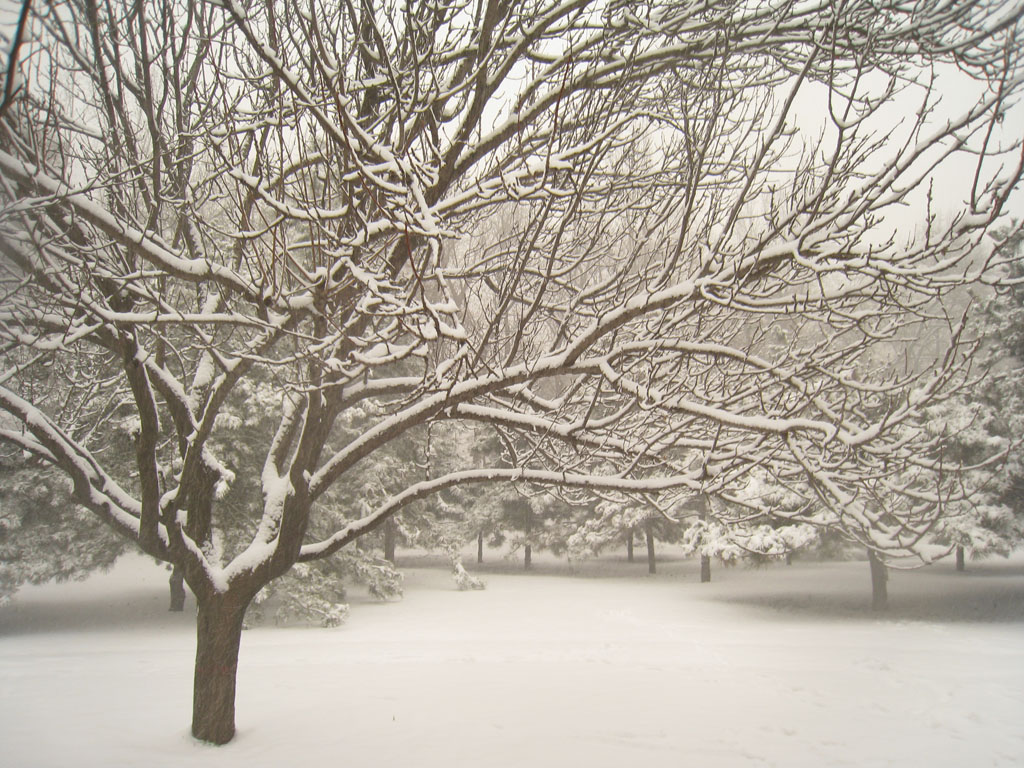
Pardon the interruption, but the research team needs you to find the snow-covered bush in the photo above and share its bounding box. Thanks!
[452,561,485,591]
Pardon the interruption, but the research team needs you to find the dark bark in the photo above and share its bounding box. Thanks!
[785,552,793,566]
[868,549,888,611]
[645,521,656,574]
[191,597,248,744]
[169,565,186,612]
[383,517,396,563]
[626,530,634,562]
[956,545,965,572]
[477,531,484,564]
[524,544,531,570]
[699,493,711,582]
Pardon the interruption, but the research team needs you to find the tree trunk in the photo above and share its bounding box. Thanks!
[699,492,711,582]
[785,552,793,566]
[868,549,888,611]
[168,565,186,612]
[955,545,965,572]
[524,544,532,570]
[383,517,396,563]
[626,530,634,562]
[645,521,656,574]
[191,598,247,745]
[477,531,484,564]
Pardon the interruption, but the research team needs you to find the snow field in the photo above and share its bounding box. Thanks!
[1,550,1023,767]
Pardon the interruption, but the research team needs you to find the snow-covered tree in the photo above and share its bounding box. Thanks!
[924,395,1021,562]
[927,233,1024,569]
[468,486,573,569]
[207,379,407,621]
[0,460,126,605]
[0,357,134,604]
[673,467,818,581]
[567,496,683,573]
[1,0,1022,744]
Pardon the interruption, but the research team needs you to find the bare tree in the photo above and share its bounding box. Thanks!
[0,0,1021,744]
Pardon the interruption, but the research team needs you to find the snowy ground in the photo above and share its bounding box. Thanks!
[1,549,1023,768]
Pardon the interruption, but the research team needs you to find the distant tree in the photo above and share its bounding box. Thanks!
[0,461,126,605]
[0,360,132,605]
[923,395,1021,565]
[214,384,406,623]
[486,488,575,569]
[679,479,818,582]
[927,234,1024,571]
[568,497,682,574]
[1,0,1022,745]
[399,420,508,569]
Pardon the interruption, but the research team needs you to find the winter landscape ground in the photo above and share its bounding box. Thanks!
[1,549,1022,768]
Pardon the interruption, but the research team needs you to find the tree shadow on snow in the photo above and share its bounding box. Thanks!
[715,574,1024,624]
[400,550,697,580]
[0,588,196,637]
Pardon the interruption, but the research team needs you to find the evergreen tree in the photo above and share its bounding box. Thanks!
[0,460,125,605]
[927,232,1024,567]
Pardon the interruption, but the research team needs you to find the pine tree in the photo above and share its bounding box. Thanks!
[928,232,1024,568]
[0,461,125,604]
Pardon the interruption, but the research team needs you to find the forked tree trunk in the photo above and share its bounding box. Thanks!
[645,521,656,574]
[627,530,634,562]
[169,565,186,612]
[383,517,396,563]
[524,544,532,570]
[477,531,484,564]
[955,545,965,572]
[192,597,248,744]
[868,549,888,611]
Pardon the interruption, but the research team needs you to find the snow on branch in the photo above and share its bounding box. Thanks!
[299,466,711,562]
[0,384,148,546]
[1,0,1022,625]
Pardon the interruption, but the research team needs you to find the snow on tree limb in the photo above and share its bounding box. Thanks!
[299,466,712,562]
[0,384,148,545]
[1,0,1023,742]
